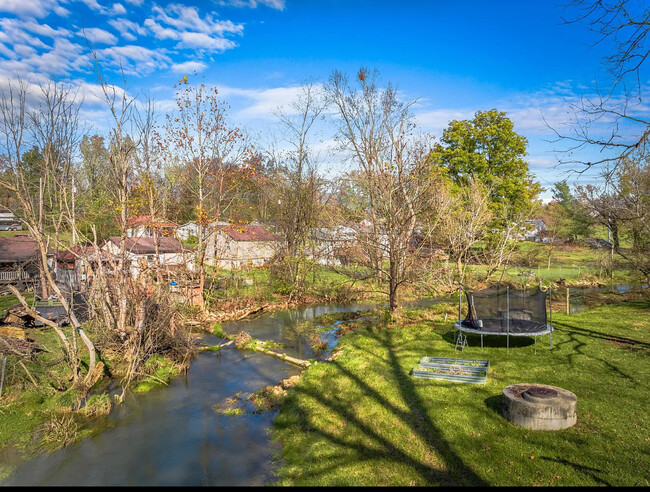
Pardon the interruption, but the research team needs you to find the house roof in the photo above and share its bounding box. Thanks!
[56,244,110,263]
[105,236,192,254]
[217,224,277,242]
[0,236,45,263]
[127,215,178,228]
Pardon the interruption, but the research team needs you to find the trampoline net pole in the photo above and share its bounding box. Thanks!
[506,286,510,354]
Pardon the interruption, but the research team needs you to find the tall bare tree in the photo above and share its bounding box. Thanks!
[327,69,445,312]
[0,79,97,383]
[265,83,328,297]
[160,77,248,307]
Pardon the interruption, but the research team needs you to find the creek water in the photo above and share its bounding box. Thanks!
[1,302,378,486]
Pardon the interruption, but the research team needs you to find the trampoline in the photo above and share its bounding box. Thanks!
[454,285,553,353]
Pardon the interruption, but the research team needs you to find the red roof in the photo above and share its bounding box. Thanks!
[56,244,110,262]
[106,236,193,254]
[127,215,178,228]
[217,224,277,242]
[0,236,46,263]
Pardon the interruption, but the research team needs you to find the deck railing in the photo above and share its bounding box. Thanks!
[0,270,36,283]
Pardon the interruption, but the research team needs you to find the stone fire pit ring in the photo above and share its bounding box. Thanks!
[502,383,577,430]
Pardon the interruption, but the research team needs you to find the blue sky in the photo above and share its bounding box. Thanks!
[0,0,639,200]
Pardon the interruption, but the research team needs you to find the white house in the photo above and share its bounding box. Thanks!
[523,219,547,242]
[176,221,200,241]
[102,236,195,278]
[0,206,21,231]
[204,224,279,269]
[126,215,178,238]
[311,226,359,265]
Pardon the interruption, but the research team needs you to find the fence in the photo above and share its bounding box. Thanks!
[560,284,647,315]
[0,270,36,283]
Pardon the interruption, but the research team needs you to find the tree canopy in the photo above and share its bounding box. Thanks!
[431,109,540,216]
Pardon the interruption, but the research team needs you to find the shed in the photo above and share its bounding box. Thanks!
[205,223,279,269]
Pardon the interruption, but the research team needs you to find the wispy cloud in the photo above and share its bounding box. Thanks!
[95,45,172,75]
[78,27,118,46]
[145,4,243,53]
[112,3,127,15]
[108,18,148,41]
[0,0,68,18]
[170,60,208,73]
[216,0,286,10]
[219,85,322,119]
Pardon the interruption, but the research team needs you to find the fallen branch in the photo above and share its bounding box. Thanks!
[18,360,38,388]
[255,343,311,368]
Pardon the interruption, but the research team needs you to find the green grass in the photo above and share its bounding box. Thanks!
[0,231,27,238]
[132,355,182,394]
[272,299,650,486]
[466,242,639,288]
[0,293,33,319]
[203,264,378,308]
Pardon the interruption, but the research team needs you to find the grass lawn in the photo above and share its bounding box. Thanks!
[0,293,33,319]
[272,299,650,486]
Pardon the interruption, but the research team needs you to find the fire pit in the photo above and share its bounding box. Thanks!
[502,383,577,430]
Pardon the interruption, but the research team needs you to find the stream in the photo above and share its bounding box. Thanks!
[2,284,644,485]
[1,301,378,486]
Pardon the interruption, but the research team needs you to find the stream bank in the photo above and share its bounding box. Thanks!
[0,301,379,486]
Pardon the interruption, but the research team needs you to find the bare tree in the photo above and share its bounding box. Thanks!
[435,179,492,282]
[556,1,650,169]
[577,154,650,283]
[0,79,97,384]
[327,69,445,312]
[160,77,248,307]
[265,83,328,297]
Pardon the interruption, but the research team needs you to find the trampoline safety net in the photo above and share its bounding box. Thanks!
[463,286,548,334]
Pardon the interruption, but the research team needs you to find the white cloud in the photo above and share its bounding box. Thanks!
[170,60,208,73]
[216,0,285,9]
[95,45,171,75]
[415,108,474,135]
[218,85,314,119]
[108,18,147,41]
[124,0,143,4]
[151,4,243,36]
[78,27,118,45]
[12,44,38,58]
[0,22,50,51]
[145,4,243,53]
[0,0,64,18]
[112,3,127,15]
[527,156,557,169]
[177,32,237,51]
[0,18,71,44]
[144,19,180,41]
[78,0,105,12]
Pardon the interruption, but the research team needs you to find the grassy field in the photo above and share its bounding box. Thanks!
[467,241,639,288]
[272,298,650,486]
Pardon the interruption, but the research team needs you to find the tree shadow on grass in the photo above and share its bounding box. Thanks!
[276,328,488,486]
[552,320,650,349]
[538,456,611,486]
[552,322,636,381]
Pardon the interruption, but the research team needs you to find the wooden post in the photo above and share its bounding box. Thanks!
[566,287,570,315]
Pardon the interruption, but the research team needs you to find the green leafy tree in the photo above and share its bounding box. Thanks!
[550,180,592,238]
[432,109,540,217]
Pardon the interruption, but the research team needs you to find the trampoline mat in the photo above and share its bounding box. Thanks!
[460,319,548,335]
